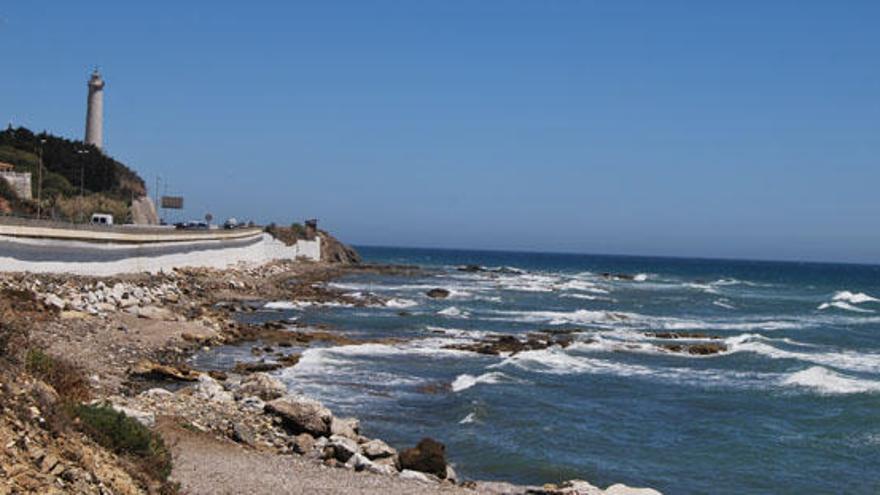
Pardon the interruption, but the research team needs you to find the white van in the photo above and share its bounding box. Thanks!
[90,213,114,226]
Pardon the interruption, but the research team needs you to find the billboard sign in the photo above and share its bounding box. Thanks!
[161,196,184,209]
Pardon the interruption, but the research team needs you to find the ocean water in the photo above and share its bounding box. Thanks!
[209,247,880,494]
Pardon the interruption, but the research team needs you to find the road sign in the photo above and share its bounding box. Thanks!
[161,196,184,209]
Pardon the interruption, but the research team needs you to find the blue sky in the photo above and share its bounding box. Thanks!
[1,1,878,263]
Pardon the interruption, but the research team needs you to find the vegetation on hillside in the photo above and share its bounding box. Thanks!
[0,289,178,493]
[0,126,146,222]
[0,126,145,199]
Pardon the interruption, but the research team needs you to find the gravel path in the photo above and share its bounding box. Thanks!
[160,423,479,495]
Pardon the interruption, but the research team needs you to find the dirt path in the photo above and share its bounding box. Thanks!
[159,422,477,495]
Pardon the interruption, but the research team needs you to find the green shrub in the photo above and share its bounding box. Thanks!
[25,348,54,375]
[289,222,306,239]
[75,403,173,481]
[25,348,91,403]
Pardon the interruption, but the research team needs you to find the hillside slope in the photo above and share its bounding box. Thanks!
[0,126,147,222]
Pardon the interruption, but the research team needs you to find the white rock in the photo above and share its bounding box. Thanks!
[110,405,155,428]
[344,452,371,470]
[193,374,233,402]
[445,465,458,484]
[239,396,266,411]
[330,416,360,440]
[361,439,396,459]
[238,372,287,401]
[127,305,176,321]
[399,470,440,484]
[328,434,359,462]
[366,460,398,476]
[604,484,663,495]
[140,388,173,399]
[44,294,65,310]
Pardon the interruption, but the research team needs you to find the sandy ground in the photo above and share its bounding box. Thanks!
[158,421,476,495]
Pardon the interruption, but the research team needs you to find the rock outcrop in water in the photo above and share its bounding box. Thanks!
[457,265,523,274]
[398,438,448,479]
[659,342,727,355]
[426,288,451,299]
[645,332,727,355]
[318,231,362,264]
[444,330,579,356]
[646,332,721,340]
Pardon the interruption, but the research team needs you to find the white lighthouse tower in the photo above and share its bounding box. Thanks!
[85,69,105,149]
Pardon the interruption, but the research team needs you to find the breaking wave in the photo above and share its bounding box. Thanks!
[438,306,470,318]
[451,371,510,392]
[781,366,880,395]
[833,291,880,305]
[818,301,875,313]
[385,298,418,309]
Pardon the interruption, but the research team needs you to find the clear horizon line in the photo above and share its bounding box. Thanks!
[350,242,880,268]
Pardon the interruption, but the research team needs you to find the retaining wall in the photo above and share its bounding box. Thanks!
[0,233,321,276]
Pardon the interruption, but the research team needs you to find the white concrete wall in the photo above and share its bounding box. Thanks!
[0,171,32,200]
[0,233,321,276]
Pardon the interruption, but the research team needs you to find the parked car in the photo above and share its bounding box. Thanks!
[223,217,239,229]
[90,213,114,226]
[175,220,209,230]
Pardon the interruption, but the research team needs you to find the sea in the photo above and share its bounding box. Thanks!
[196,246,880,494]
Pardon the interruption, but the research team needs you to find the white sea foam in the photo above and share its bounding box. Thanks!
[385,298,418,309]
[781,366,880,395]
[425,326,491,340]
[491,346,773,390]
[633,273,648,282]
[684,283,720,294]
[490,309,631,326]
[438,306,470,318]
[560,293,603,301]
[459,412,477,424]
[713,299,736,310]
[264,300,354,310]
[451,372,509,392]
[818,301,875,313]
[264,300,299,310]
[832,291,880,304]
[727,336,880,374]
[490,308,807,332]
[556,280,610,294]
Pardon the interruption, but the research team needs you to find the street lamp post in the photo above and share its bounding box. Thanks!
[76,149,89,223]
[36,138,46,220]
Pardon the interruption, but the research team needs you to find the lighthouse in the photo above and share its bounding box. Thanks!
[85,69,105,149]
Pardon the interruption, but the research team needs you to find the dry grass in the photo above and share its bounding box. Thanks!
[51,193,131,223]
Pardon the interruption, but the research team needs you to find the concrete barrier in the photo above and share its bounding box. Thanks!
[0,216,264,243]
[0,233,321,275]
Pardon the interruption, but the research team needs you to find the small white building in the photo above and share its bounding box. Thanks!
[0,162,32,200]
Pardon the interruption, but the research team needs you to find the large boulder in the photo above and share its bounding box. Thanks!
[398,438,447,479]
[345,453,397,475]
[291,433,316,455]
[130,360,199,381]
[327,434,360,462]
[265,395,332,437]
[361,438,397,460]
[238,372,287,400]
[330,416,360,440]
[193,374,234,402]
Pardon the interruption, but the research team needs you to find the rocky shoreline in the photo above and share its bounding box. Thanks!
[1,259,661,495]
